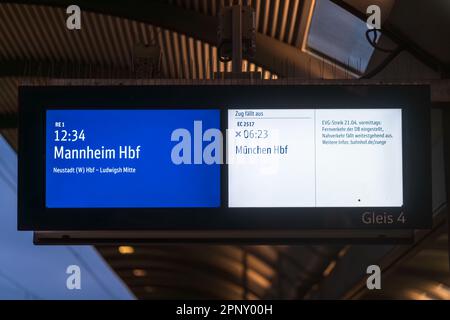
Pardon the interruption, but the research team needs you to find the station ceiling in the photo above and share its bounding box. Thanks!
[0,0,448,299]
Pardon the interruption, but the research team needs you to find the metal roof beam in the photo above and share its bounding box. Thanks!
[0,60,139,78]
[329,0,450,76]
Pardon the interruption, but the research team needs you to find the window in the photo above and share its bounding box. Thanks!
[305,0,375,73]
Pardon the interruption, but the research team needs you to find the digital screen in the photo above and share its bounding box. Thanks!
[45,109,221,208]
[46,108,403,209]
[228,109,403,208]
[20,85,431,231]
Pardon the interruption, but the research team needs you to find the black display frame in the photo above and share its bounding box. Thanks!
[18,84,431,231]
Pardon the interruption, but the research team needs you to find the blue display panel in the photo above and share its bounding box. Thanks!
[45,109,221,208]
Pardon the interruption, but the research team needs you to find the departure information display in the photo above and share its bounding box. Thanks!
[46,109,221,208]
[20,84,431,233]
[228,109,403,208]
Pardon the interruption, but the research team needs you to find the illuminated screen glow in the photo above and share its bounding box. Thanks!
[228,109,403,208]
[45,109,221,208]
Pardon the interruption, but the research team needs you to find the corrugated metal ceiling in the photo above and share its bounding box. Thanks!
[0,3,276,79]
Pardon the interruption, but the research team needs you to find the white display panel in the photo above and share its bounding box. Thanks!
[228,109,403,208]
